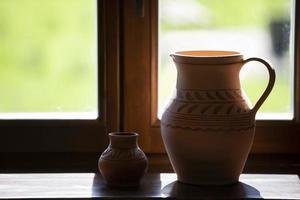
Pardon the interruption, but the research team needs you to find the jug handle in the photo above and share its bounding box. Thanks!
[242,57,276,114]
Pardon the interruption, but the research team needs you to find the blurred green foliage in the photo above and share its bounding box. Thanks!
[242,77,291,113]
[159,0,292,115]
[202,0,290,27]
[161,0,291,30]
[0,0,97,113]
[0,0,291,116]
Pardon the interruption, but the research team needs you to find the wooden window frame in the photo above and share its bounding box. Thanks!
[122,0,300,154]
[0,0,120,153]
[0,0,299,172]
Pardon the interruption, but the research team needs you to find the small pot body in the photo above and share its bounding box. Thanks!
[161,50,275,185]
[99,132,148,187]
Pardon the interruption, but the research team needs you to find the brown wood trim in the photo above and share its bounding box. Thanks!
[104,0,121,132]
[147,153,300,174]
[151,154,300,174]
[295,0,300,122]
[0,153,100,173]
[150,0,159,127]
[0,153,299,174]
[122,0,152,151]
[0,0,120,152]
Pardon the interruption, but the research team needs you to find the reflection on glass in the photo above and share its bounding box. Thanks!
[0,0,97,119]
[159,0,293,119]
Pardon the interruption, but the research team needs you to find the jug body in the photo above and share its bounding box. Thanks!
[161,50,275,185]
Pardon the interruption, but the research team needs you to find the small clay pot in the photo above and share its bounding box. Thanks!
[98,132,148,187]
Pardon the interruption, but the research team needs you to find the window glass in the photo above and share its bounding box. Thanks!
[159,0,293,119]
[0,0,97,119]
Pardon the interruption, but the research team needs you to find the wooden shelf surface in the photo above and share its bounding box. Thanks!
[0,173,300,199]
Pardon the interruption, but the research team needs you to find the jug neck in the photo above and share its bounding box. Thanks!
[171,51,244,91]
[175,62,243,91]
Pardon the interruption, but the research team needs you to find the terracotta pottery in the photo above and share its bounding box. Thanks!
[98,132,148,187]
[161,50,275,185]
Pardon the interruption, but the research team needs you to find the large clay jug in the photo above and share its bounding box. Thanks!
[161,50,275,185]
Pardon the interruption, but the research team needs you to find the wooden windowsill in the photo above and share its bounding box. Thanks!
[1,153,300,174]
[1,173,300,199]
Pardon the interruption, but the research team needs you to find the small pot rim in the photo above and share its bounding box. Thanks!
[109,132,139,137]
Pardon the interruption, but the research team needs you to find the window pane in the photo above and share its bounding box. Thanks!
[0,0,97,119]
[159,0,293,120]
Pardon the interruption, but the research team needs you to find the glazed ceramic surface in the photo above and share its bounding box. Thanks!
[98,132,148,187]
[161,50,275,185]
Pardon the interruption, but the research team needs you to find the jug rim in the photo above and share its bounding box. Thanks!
[171,50,244,65]
[172,50,242,57]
